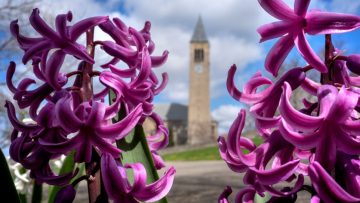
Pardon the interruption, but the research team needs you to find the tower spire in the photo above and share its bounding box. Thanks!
[191,16,208,43]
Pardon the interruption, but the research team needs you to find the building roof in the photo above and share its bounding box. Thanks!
[153,103,188,121]
[190,16,208,43]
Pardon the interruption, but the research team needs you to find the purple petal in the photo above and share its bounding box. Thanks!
[257,21,293,42]
[326,86,358,123]
[314,132,337,172]
[347,54,360,75]
[300,77,320,95]
[279,120,320,150]
[96,104,143,139]
[151,151,166,170]
[22,40,53,64]
[294,0,310,17]
[218,186,232,203]
[294,30,327,73]
[55,96,82,132]
[133,167,176,202]
[101,153,131,199]
[55,185,76,203]
[306,11,360,35]
[131,48,151,87]
[45,50,66,90]
[6,62,17,93]
[151,50,169,67]
[153,73,168,95]
[55,12,72,39]
[265,34,295,77]
[309,162,360,203]
[235,187,256,203]
[29,8,60,40]
[5,101,39,132]
[280,82,323,132]
[250,159,300,185]
[258,0,298,20]
[264,174,304,197]
[227,65,273,103]
[70,16,109,41]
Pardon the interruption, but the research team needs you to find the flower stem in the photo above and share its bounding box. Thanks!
[320,34,335,85]
[81,28,108,203]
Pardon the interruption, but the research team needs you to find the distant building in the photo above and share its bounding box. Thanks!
[143,16,218,146]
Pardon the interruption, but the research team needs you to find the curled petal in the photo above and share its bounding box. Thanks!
[306,11,360,35]
[301,77,320,95]
[227,65,273,103]
[280,82,323,132]
[347,54,360,75]
[133,167,176,202]
[294,0,310,17]
[5,101,39,132]
[29,8,61,42]
[309,162,360,203]
[235,187,256,203]
[151,151,166,170]
[326,86,358,123]
[70,16,109,41]
[45,50,66,90]
[153,73,168,95]
[257,21,293,42]
[250,159,300,185]
[6,62,17,93]
[55,11,72,39]
[258,0,298,20]
[151,50,169,67]
[218,186,232,203]
[55,96,82,132]
[279,120,320,150]
[294,30,327,73]
[96,104,143,139]
[264,174,304,197]
[265,34,295,77]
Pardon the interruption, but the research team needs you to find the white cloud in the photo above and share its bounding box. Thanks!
[211,104,241,134]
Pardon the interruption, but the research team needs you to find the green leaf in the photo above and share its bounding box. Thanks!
[31,182,42,203]
[0,149,20,203]
[110,91,167,203]
[48,152,75,203]
[254,192,271,203]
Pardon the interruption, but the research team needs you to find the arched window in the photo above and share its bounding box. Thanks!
[194,49,204,62]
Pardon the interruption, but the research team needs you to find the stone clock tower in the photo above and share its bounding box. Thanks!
[187,16,212,145]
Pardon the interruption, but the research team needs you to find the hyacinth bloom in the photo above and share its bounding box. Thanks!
[101,153,175,203]
[280,82,360,171]
[257,0,360,76]
[219,0,360,202]
[6,8,174,202]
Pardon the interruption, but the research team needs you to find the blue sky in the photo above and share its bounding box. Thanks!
[1,0,360,133]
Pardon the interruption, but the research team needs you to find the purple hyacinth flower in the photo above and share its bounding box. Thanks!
[309,161,360,203]
[10,8,108,64]
[279,82,360,171]
[39,94,143,162]
[54,185,76,203]
[227,65,305,133]
[257,0,360,76]
[101,153,175,203]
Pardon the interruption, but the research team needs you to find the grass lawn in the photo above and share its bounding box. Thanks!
[163,136,264,161]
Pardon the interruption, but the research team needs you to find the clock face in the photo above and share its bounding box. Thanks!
[194,64,203,73]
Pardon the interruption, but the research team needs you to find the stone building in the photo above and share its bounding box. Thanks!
[143,16,218,146]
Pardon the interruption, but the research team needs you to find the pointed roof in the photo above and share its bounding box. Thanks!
[190,16,208,43]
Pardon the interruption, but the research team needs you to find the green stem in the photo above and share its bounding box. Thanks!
[31,181,42,203]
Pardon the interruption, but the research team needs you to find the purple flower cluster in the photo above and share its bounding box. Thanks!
[6,8,174,202]
[219,0,360,202]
